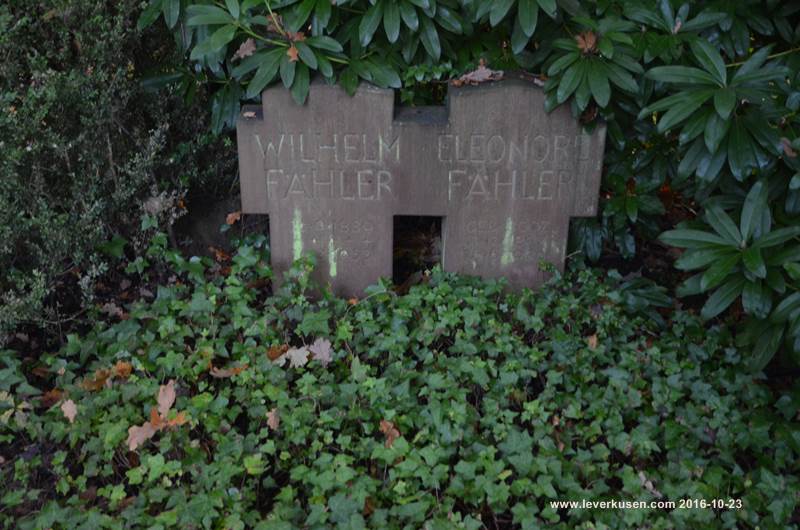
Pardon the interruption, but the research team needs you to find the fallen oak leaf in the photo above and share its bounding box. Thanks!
[149,406,164,429]
[233,38,256,61]
[379,420,400,448]
[452,58,503,86]
[209,363,249,378]
[81,368,112,391]
[157,380,176,417]
[166,411,188,427]
[61,399,77,423]
[113,360,132,379]
[127,422,157,451]
[266,408,280,430]
[41,388,64,408]
[267,344,289,361]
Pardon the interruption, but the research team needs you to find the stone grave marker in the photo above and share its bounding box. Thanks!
[237,77,605,295]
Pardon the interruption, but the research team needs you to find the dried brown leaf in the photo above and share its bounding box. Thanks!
[576,31,598,54]
[41,388,64,408]
[287,44,299,63]
[113,360,132,379]
[454,58,503,86]
[81,368,112,391]
[268,344,289,361]
[61,399,77,423]
[127,422,157,451]
[157,380,176,417]
[267,408,280,430]
[210,363,248,378]
[226,211,242,225]
[379,419,400,448]
[233,38,256,61]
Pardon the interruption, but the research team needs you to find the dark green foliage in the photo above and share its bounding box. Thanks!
[139,0,800,367]
[0,0,236,339]
[1,245,798,528]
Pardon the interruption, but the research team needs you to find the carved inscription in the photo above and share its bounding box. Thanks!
[441,134,592,202]
[255,133,398,201]
[236,81,605,295]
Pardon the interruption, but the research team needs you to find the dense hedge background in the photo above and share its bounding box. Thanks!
[0,0,236,340]
[135,0,800,369]
[2,1,800,370]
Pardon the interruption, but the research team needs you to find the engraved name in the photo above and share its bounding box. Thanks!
[255,133,400,165]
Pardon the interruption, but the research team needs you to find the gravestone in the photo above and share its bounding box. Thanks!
[237,76,605,295]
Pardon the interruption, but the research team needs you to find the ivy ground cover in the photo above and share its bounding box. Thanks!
[1,243,798,529]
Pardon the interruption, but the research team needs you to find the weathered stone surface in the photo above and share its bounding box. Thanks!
[237,77,605,295]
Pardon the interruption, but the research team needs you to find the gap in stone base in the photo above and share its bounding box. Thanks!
[392,216,443,287]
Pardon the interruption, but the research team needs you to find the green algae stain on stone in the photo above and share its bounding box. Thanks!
[328,236,338,277]
[501,217,514,267]
[292,208,303,261]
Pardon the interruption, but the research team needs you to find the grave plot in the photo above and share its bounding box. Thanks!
[237,77,605,296]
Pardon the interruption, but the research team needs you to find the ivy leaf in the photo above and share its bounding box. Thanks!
[298,309,331,336]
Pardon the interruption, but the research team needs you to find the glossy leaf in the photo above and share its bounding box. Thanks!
[705,204,741,243]
[384,1,401,43]
[419,16,440,60]
[489,0,515,26]
[740,181,765,241]
[588,60,610,107]
[399,2,419,31]
[660,229,731,249]
[518,0,538,37]
[742,246,767,278]
[701,276,745,320]
[713,87,736,119]
[359,1,384,47]
[291,63,310,105]
[689,40,726,86]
